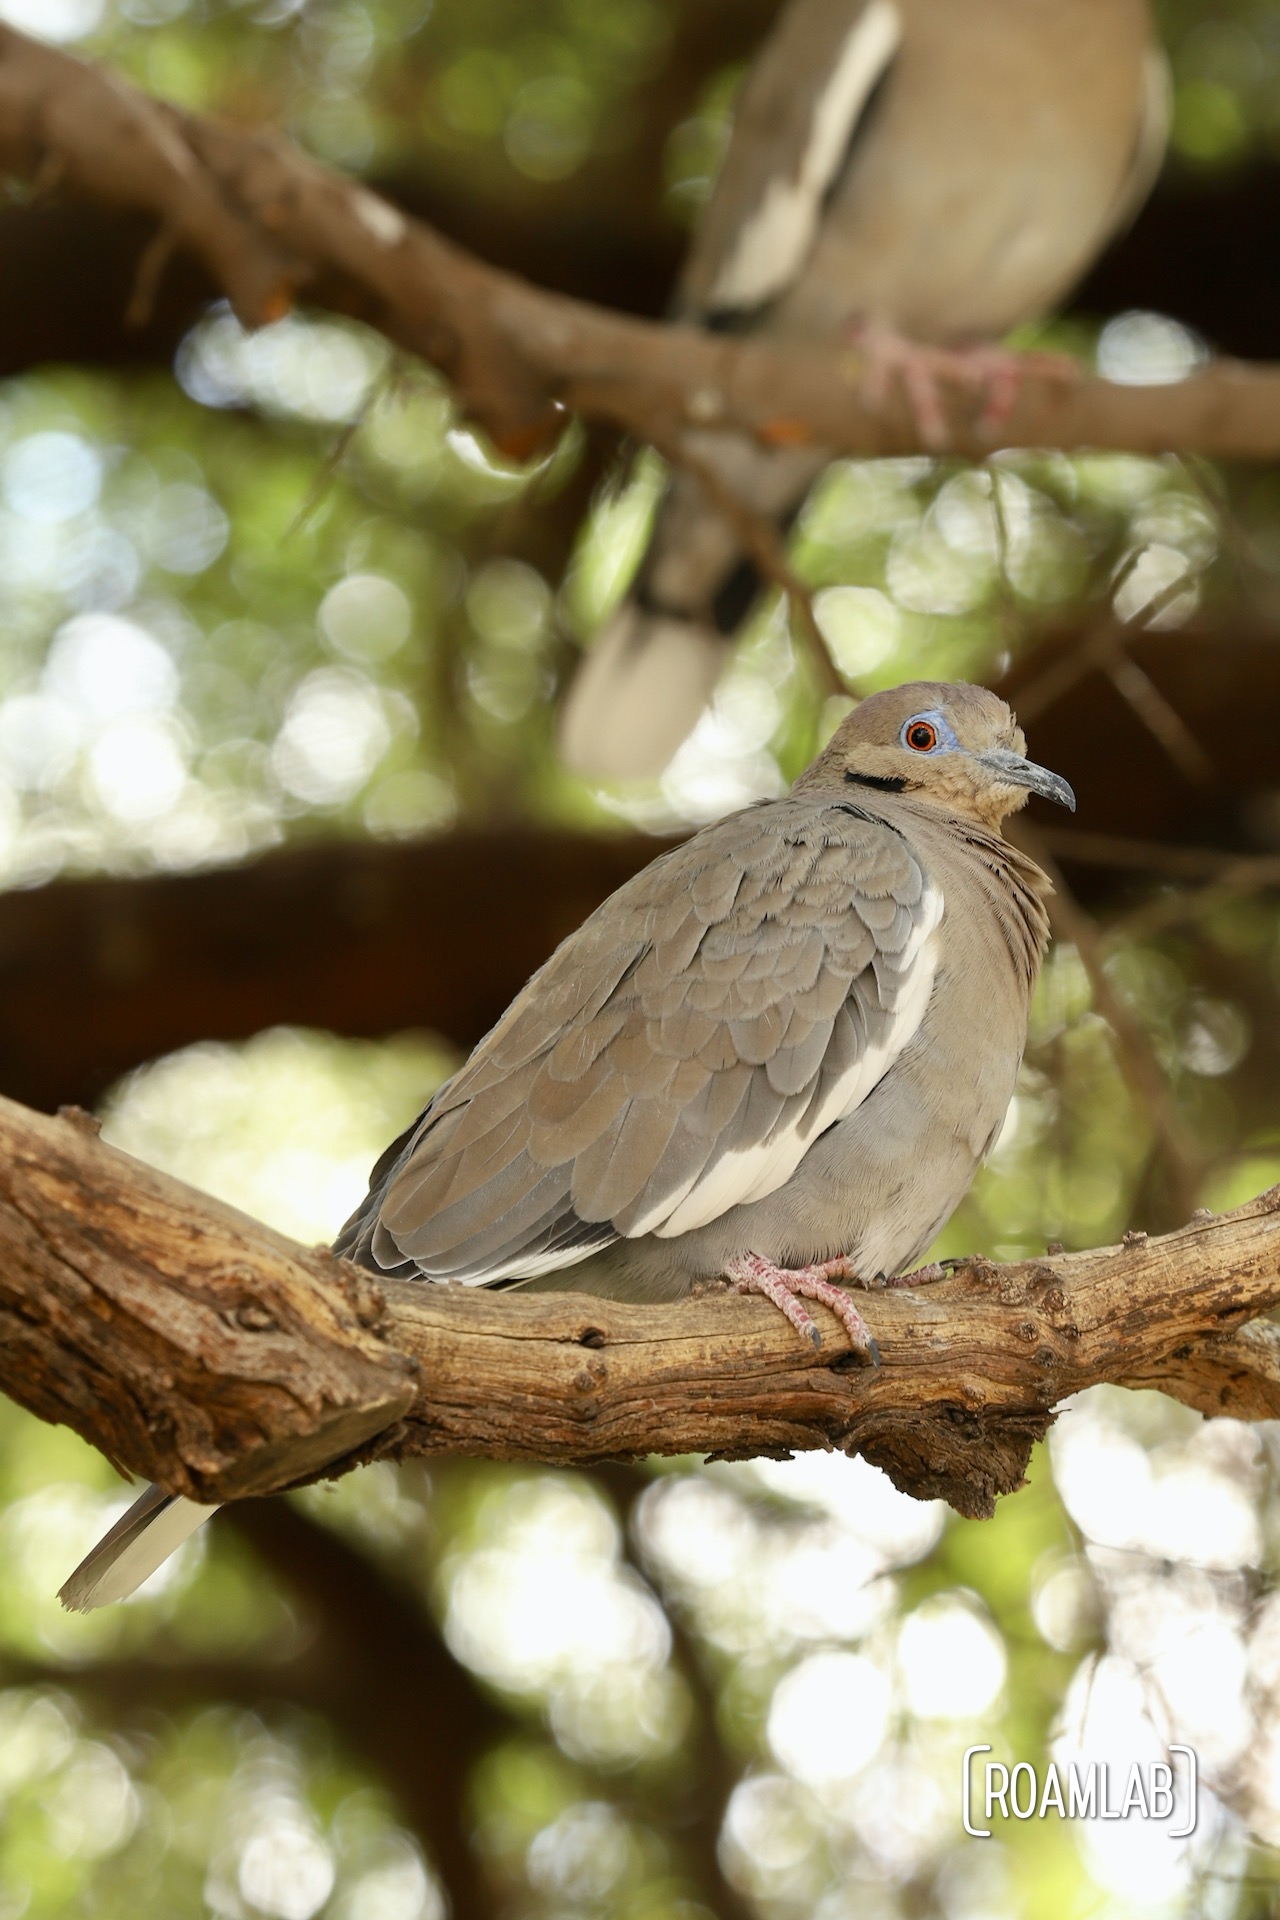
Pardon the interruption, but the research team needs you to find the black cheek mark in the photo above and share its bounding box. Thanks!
[843,771,911,794]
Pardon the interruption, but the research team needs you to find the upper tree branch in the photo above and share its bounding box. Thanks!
[2,26,1280,461]
[4,1093,1280,1524]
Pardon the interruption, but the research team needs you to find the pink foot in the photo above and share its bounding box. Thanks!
[725,1251,879,1363]
[847,320,1079,449]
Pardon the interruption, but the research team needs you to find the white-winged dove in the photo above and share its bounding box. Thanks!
[559,0,1167,780]
[61,680,1073,1608]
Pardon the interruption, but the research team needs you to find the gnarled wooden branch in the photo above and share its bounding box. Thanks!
[2,24,1280,463]
[2,1093,1280,1522]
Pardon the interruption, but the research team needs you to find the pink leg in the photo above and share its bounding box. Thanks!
[724,1251,879,1363]
[848,319,1079,449]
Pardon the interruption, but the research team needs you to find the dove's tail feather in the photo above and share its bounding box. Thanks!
[558,442,826,783]
[59,1485,219,1612]
[558,601,731,781]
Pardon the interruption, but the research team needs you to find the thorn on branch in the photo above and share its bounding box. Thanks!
[124,219,179,329]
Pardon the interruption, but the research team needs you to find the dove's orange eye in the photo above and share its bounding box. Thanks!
[905,720,938,752]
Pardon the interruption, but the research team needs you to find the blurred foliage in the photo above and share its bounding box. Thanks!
[0,3,1279,1920]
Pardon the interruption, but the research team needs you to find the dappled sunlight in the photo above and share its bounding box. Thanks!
[0,353,585,883]
[1097,311,1210,386]
[192,1724,446,1920]
[898,1596,1007,1722]
[525,1801,638,1907]
[271,667,398,808]
[742,1452,948,1563]
[720,1774,826,1907]
[0,1481,203,1658]
[98,1027,454,1245]
[635,1464,905,1656]
[0,1681,453,1920]
[1052,1392,1263,1568]
[1052,1658,1214,1906]
[177,308,390,426]
[766,1650,892,1786]
[0,340,1249,895]
[439,1473,685,1766]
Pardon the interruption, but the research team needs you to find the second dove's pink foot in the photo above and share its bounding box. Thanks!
[847,319,1079,449]
[724,1251,880,1363]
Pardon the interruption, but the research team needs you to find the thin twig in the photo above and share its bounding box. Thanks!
[647,424,845,700]
[1032,824,1280,939]
[1011,622,1123,724]
[1033,826,1278,883]
[1013,567,1209,734]
[1109,866,1280,943]
[1016,823,1204,1223]
[124,218,179,329]
[282,362,393,543]
[1104,653,1216,786]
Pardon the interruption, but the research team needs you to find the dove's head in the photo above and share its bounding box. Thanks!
[795,680,1075,829]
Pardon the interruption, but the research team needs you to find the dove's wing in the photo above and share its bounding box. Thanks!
[335,797,943,1285]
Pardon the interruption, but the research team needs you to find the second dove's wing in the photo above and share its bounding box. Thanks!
[677,0,903,321]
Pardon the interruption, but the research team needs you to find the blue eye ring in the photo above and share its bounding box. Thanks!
[900,710,957,753]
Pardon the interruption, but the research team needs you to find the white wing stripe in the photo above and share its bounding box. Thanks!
[452,1239,608,1285]
[710,0,903,311]
[648,877,942,1237]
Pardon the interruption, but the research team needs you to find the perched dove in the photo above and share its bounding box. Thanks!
[60,681,1073,1609]
[560,0,1167,779]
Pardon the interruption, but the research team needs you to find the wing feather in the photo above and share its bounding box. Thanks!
[679,0,903,320]
[343,797,942,1285]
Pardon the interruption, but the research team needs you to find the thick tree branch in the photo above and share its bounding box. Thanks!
[4,1093,1280,1524]
[3,26,1280,462]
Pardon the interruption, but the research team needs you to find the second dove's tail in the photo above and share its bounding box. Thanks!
[558,443,825,782]
[558,600,731,780]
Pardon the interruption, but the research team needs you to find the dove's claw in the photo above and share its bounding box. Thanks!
[847,318,1079,448]
[724,1252,880,1363]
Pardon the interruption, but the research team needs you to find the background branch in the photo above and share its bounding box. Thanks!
[2,613,1278,1114]
[4,1092,1280,1526]
[0,826,666,1112]
[4,26,1280,463]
